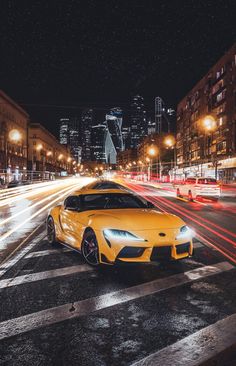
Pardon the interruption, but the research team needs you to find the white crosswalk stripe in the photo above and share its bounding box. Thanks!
[0,264,93,289]
[0,261,233,341]
[131,313,236,366]
[25,247,72,259]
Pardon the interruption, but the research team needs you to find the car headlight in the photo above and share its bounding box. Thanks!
[176,225,194,240]
[103,229,145,242]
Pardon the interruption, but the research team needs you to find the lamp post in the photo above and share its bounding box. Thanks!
[147,145,158,181]
[163,135,176,182]
[5,128,22,183]
[202,115,217,178]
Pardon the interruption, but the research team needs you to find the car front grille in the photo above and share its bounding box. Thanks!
[117,247,145,258]
[176,242,190,254]
[150,246,172,260]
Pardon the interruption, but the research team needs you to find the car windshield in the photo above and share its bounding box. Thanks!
[81,193,148,210]
[92,181,123,189]
[197,178,217,185]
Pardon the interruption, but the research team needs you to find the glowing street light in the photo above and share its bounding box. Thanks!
[67,157,72,162]
[164,135,176,148]
[47,151,53,157]
[147,145,158,158]
[202,115,216,132]
[36,143,43,151]
[9,129,22,142]
[58,154,63,160]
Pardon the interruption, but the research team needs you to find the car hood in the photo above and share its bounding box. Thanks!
[87,209,184,230]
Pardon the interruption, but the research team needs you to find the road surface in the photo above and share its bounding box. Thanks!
[0,177,236,365]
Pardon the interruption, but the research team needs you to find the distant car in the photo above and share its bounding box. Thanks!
[176,177,221,201]
[47,189,194,266]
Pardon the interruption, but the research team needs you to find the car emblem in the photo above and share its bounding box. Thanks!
[159,232,166,237]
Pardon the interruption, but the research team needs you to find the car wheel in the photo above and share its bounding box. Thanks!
[47,216,57,245]
[81,229,100,266]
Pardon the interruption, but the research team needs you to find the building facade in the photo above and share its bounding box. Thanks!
[130,95,147,149]
[59,118,69,145]
[176,43,236,181]
[0,90,29,181]
[28,123,72,175]
[117,149,137,168]
[81,108,93,162]
[90,124,107,163]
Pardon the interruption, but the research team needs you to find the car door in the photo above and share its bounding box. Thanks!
[59,195,82,247]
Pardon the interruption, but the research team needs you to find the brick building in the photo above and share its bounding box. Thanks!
[176,43,236,181]
[0,90,29,175]
[28,123,73,175]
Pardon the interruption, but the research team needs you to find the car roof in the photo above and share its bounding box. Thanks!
[82,180,124,188]
[72,188,130,196]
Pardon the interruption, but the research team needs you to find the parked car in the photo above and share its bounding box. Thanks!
[176,177,221,201]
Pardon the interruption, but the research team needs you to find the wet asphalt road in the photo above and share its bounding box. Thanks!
[126,181,236,265]
[0,180,236,365]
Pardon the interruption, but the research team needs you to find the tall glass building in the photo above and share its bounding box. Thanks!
[130,95,147,149]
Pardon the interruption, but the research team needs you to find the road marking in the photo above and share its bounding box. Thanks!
[0,229,46,276]
[131,313,236,366]
[0,261,233,340]
[0,264,93,289]
[25,247,72,259]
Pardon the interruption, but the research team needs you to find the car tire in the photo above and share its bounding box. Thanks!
[47,216,58,245]
[81,229,100,266]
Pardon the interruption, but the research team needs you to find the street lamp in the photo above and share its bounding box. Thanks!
[147,145,158,181]
[5,129,22,183]
[202,115,217,178]
[163,135,176,181]
[9,129,22,142]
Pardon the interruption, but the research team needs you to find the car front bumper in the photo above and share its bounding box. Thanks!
[95,229,193,264]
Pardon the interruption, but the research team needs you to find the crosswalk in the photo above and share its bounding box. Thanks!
[0,238,236,365]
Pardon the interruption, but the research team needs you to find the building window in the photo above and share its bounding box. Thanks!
[216,88,226,103]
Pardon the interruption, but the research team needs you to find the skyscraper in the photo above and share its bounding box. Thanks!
[81,109,93,162]
[130,95,147,149]
[69,118,81,163]
[106,107,124,153]
[90,124,107,162]
[59,117,81,162]
[59,118,70,145]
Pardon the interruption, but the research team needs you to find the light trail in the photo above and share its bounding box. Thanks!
[0,179,69,198]
[124,181,236,264]
[0,179,79,207]
[0,183,80,228]
[0,178,93,247]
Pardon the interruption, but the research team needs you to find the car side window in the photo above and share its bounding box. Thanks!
[64,196,80,210]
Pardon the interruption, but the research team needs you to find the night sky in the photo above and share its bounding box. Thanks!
[1,0,236,136]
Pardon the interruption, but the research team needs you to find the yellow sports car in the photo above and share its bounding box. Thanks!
[47,189,194,266]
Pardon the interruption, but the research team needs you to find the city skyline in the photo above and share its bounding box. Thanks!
[0,1,236,136]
